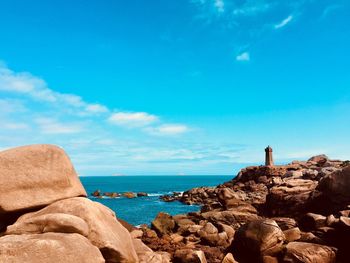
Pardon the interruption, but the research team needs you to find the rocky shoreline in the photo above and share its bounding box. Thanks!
[0,144,350,262]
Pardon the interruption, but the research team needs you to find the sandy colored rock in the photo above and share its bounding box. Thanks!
[284,242,337,263]
[133,239,171,263]
[0,232,105,263]
[173,249,207,263]
[7,197,138,263]
[283,227,301,242]
[222,253,238,263]
[151,212,175,236]
[0,144,86,213]
[6,213,89,236]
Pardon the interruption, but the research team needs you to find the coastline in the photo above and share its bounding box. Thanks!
[0,144,350,263]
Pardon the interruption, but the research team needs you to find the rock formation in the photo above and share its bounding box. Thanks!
[142,152,350,263]
[0,145,157,263]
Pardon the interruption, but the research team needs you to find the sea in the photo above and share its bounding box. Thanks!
[81,175,232,226]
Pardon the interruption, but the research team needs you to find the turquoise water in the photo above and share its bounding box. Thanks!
[80,176,232,226]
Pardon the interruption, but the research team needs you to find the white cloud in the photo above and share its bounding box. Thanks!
[236,52,250,61]
[108,112,158,127]
[233,3,271,16]
[146,124,190,136]
[214,0,224,13]
[0,98,27,113]
[85,103,109,113]
[0,63,109,115]
[3,122,30,130]
[35,118,83,134]
[275,15,293,29]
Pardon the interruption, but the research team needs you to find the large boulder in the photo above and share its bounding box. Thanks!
[0,144,86,214]
[283,242,337,263]
[318,165,350,206]
[0,232,105,263]
[265,178,317,217]
[6,197,138,263]
[231,219,285,262]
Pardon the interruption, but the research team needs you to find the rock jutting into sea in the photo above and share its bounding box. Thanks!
[0,144,350,262]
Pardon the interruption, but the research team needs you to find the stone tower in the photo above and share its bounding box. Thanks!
[265,146,274,166]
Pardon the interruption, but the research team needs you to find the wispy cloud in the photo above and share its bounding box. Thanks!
[35,118,84,134]
[0,62,108,116]
[274,15,293,29]
[232,2,271,16]
[321,4,343,19]
[214,0,225,13]
[108,112,158,127]
[236,52,250,61]
[145,124,190,136]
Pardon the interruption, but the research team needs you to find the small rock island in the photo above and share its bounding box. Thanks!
[0,144,349,263]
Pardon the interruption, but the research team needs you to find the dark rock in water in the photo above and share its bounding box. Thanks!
[92,190,102,197]
[160,195,174,202]
[104,192,120,198]
[137,192,148,197]
[123,192,136,198]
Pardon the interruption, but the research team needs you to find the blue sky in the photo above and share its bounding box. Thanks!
[0,0,349,175]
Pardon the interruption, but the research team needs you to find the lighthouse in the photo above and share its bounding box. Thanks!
[265,146,274,166]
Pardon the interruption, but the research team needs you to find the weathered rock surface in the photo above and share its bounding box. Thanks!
[6,213,89,236]
[0,233,105,263]
[317,165,350,208]
[151,212,175,236]
[283,242,337,263]
[0,144,86,213]
[6,197,138,263]
[231,219,285,262]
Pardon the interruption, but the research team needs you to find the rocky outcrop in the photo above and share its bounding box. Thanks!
[0,233,105,263]
[146,155,350,262]
[0,144,86,214]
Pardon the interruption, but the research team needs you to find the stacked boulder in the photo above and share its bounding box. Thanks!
[0,144,167,263]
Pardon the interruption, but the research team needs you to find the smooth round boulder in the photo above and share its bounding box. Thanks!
[231,219,285,262]
[0,144,86,213]
[0,233,105,263]
[6,197,138,263]
[6,213,89,236]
